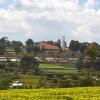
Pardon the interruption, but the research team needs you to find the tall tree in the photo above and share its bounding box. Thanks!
[80,43,88,54]
[12,41,23,54]
[26,39,34,53]
[83,43,98,70]
[20,55,39,74]
[69,40,81,52]
[56,39,62,52]
[85,43,97,59]
[57,39,61,48]
[34,43,40,55]
[0,37,8,55]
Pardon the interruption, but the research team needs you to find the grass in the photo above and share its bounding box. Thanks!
[59,63,76,68]
[40,64,64,68]
[0,87,100,99]
[40,63,76,68]
[40,63,78,74]
[45,69,79,74]
[12,74,42,88]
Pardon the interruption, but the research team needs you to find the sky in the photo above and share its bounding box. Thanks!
[0,0,100,44]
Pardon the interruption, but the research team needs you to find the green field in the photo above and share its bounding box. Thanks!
[40,63,76,68]
[0,87,100,100]
[45,70,79,74]
[12,74,42,88]
[40,63,77,74]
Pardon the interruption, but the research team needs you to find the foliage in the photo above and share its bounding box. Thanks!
[77,43,100,70]
[34,44,40,55]
[14,74,44,89]
[58,80,71,88]
[85,43,98,58]
[0,37,8,55]
[80,43,88,53]
[0,87,100,99]
[56,39,61,48]
[0,72,19,90]
[47,41,54,45]
[25,39,34,53]
[12,41,23,54]
[20,55,39,74]
[69,40,80,52]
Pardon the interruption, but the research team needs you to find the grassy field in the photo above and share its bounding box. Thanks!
[40,63,76,68]
[0,87,100,100]
[40,63,78,74]
[45,70,80,74]
[12,74,42,88]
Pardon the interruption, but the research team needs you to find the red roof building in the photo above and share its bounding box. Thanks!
[41,43,59,51]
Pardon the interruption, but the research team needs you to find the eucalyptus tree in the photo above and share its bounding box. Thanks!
[0,37,8,55]
[25,39,34,53]
[12,41,23,54]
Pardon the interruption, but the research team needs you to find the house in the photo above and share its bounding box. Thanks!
[41,42,59,52]
[0,57,7,62]
[62,47,69,51]
[0,56,20,62]
[10,81,23,88]
[35,57,42,62]
[10,58,20,62]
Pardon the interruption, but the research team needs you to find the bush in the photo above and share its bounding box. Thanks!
[29,85,33,89]
[20,55,40,74]
[58,80,71,88]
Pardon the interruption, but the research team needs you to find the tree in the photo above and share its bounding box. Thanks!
[56,39,61,48]
[69,40,81,52]
[12,41,23,54]
[77,43,98,70]
[80,43,87,54]
[85,43,98,69]
[47,41,54,45]
[26,39,34,53]
[78,43,98,84]
[34,43,40,55]
[64,41,67,48]
[85,43,98,59]
[20,55,39,74]
[0,37,8,55]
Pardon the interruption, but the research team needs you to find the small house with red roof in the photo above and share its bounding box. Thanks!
[41,42,59,52]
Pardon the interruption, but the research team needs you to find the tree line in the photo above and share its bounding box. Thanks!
[0,36,100,55]
[0,37,63,55]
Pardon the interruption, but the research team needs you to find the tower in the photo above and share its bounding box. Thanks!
[62,36,67,49]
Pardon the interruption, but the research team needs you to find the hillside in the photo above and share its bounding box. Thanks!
[0,87,100,100]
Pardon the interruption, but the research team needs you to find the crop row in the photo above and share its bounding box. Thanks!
[0,87,100,100]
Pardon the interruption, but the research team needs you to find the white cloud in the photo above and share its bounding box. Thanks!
[0,0,5,4]
[83,0,95,9]
[0,0,100,43]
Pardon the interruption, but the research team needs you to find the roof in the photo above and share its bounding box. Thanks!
[41,43,59,50]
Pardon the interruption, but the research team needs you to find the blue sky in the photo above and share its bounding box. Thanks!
[0,0,100,44]
[79,0,86,5]
[0,0,12,8]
